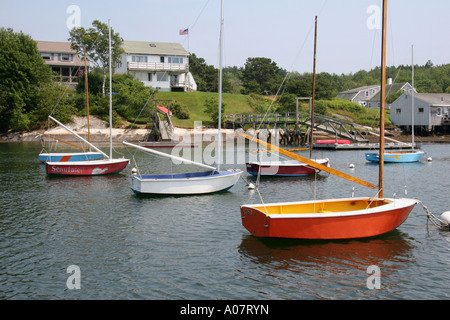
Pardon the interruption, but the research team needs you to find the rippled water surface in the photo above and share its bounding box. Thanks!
[0,142,449,300]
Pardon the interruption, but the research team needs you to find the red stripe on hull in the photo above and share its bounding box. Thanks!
[46,160,129,176]
[241,204,415,239]
[246,162,325,176]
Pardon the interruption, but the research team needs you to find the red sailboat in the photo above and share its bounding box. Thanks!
[46,19,129,176]
[240,7,418,239]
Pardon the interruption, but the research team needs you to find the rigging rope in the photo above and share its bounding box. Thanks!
[418,201,450,230]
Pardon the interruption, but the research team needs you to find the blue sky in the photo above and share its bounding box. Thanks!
[1,0,449,74]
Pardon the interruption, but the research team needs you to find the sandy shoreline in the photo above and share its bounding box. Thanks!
[1,115,449,144]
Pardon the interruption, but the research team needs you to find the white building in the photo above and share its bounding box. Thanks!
[116,41,197,92]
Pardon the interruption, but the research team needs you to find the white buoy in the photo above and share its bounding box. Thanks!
[248,183,256,190]
[441,211,450,224]
[427,157,432,162]
[131,167,137,174]
[349,164,355,168]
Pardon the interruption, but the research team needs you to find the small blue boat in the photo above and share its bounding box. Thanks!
[39,152,104,162]
[365,150,424,163]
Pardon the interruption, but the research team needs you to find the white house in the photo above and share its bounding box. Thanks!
[336,78,414,109]
[336,84,380,107]
[116,41,197,92]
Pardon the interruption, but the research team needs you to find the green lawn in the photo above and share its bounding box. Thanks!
[153,91,254,127]
[144,91,389,130]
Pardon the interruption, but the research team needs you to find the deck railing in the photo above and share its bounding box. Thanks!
[128,62,188,72]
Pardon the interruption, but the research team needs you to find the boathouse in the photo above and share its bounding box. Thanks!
[115,41,197,92]
[390,92,450,133]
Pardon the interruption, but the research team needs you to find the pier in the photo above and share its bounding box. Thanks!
[225,111,369,144]
[224,111,416,150]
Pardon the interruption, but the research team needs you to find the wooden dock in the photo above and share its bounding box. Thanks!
[225,112,370,145]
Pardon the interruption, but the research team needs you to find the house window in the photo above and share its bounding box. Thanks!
[418,108,424,113]
[132,55,148,63]
[156,73,168,81]
[160,57,165,63]
[396,109,401,114]
[365,90,369,97]
[148,73,152,81]
[41,53,52,60]
[168,57,183,64]
[61,53,70,61]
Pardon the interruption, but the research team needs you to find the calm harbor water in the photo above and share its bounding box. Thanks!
[0,141,449,300]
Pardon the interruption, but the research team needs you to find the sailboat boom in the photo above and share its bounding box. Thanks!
[122,141,216,171]
[48,116,109,158]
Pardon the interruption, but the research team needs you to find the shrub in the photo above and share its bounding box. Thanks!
[172,102,190,119]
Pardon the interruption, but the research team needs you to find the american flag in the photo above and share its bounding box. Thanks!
[179,28,189,35]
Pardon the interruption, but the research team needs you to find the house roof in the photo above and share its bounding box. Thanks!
[336,84,379,101]
[338,84,380,94]
[35,41,87,66]
[122,41,188,56]
[414,93,450,106]
[369,82,411,101]
[336,92,359,101]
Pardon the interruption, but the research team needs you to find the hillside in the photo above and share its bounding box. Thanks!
[152,91,387,129]
[152,91,254,127]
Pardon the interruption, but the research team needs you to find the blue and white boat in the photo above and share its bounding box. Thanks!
[366,45,425,164]
[365,150,424,163]
[128,169,242,195]
[122,4,241,195]
[39,151,103,163]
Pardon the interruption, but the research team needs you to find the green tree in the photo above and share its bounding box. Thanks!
[0,28,53,132]
[241,57,285,95]
[69,20,124,96]
[203,97,225,126]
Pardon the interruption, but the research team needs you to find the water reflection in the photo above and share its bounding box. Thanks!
[238,232,416,299]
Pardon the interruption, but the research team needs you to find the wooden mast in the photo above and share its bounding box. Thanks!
[379,0,388,198]
[310,16,317,159]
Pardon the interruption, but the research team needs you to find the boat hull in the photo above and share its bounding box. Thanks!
[246,158,329,177]
[365,151,424,163]
[131,170,242,195]
[45,159,129,176]
[39,152,104,162]
[240,197,417,239]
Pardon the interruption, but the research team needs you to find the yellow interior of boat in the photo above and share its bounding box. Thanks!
[252,198,393,215]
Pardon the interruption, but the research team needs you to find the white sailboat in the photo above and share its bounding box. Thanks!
[123,0,242,195]
[46,19,129,176]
